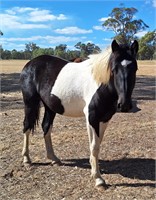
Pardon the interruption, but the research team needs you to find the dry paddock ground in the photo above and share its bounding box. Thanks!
[0,59,156,200]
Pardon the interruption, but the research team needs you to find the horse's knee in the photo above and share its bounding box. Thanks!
[90,143,99,157]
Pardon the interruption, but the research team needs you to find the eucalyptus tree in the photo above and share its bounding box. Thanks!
[102,6,149,44]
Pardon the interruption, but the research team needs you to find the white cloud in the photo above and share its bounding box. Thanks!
[0,35,83,50]
[152,0,156,7]
[1,7,68,31]
[103,38,112,41]
[135,31,148,38]
[98,17,110,22]
[93,25,103,31]
[28,9,67,22]
[57,14,67,20]
[44,35,80,43]
[0,14,49,30]
[54,26,93,35]
[145,0,156,7]
[93,17,111,31]
[6,7,35,14]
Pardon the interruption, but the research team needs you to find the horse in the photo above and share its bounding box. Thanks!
[20,40,138,190]
[70,57,84,63]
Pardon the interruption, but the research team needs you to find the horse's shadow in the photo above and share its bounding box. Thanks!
[61,157,155,187]
[31,157,155,187]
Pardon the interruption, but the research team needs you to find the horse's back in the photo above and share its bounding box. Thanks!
[21,55,68,78]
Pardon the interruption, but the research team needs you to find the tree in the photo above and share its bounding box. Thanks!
[0,30,3,36]
[25,42,39,59]
[11,49,24,59]
[102,6,149,44]
[0,31,3,59]
[25,42,39,52]
[32,48,54,58]
[75,42,101,58]
[66,49,81,60]
[138,31,156,60]
[54,44,67,59]
[1,50,11,59]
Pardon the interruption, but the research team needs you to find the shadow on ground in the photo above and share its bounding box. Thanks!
[1,73,21,93]
[61,157,155,186]
[1,74,155,100]
[133,75,155,101]
[30,157,155,188]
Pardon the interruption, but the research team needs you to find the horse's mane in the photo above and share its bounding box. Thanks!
[89,47,112,85]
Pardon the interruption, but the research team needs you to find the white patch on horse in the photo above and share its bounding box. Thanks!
[121,59,132,67]
[22,130,31,164]
[51,60,99,117]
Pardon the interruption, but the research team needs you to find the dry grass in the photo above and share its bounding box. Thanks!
[0,60,29,73]
[0,59,156,75]
[137,60,156,76]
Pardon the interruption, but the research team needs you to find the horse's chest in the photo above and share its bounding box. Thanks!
[88,85,117,122]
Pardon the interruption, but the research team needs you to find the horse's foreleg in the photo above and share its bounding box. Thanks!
[87,122,108,189]
[22,130,31,164]
[44,126,61,165]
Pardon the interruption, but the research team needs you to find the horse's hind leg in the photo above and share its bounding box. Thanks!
[22,104,39,165]
[22,92,40,165]
[42,105,61,165]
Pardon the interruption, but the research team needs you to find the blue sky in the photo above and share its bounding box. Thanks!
[0,0,155,51]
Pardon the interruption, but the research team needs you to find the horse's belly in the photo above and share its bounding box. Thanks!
[62,99,85,117]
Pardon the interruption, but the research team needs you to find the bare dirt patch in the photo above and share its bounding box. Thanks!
[0,60,156,200]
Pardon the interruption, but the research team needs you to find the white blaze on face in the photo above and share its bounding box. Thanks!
[121,59,132,67]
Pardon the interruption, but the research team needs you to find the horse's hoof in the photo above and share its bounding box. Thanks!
[95,178,108,191]
[96,183,109,191]
[51,160,62,166]
[23,161,32,169]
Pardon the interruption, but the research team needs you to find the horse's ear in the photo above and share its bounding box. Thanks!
[131,40,139,58]
[111,40,120,52]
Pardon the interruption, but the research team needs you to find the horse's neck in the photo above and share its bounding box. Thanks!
[92,83,118,122]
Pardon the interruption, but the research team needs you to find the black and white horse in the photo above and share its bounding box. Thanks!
[20,40,138,189]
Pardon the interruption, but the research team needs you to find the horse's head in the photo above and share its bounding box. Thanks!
[110,40,139,112]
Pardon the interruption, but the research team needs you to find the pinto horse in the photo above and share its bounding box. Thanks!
[20,40,138,189]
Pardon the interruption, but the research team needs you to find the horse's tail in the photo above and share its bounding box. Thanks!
[20,64,41,133]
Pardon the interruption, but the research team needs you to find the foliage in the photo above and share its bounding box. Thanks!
[138,31,156,60]
[54,44,68,59]
[32,48,54,58]
[102,6,149,44]
[0,42,101,60]
[75,42,101,57]
[25,42,39,59]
